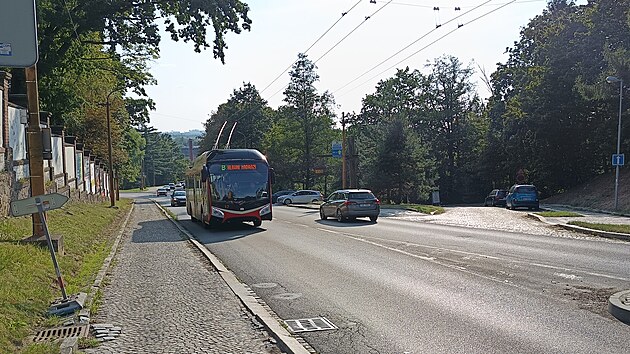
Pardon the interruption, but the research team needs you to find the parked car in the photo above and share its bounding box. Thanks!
[484,189,508,207]
[320,189,380,222]
[277,190,322,205]
[170,190,187,207]
[505,184,539,210]
[272,190,296,203]
[156,186,169,196]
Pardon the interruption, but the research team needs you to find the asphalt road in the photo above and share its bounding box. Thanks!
[131,192,630,353]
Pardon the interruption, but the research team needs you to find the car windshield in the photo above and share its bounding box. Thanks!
[173,191,185,196]
[349,192,375,200]
[497,191,507,197]
[515,186,537,194]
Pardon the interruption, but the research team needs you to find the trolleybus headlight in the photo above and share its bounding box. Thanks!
[211,207,224,218]
[259,204,271,216]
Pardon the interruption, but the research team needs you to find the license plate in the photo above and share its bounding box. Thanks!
[360,203,370,207]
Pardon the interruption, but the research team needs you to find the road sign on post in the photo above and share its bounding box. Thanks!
[10,193,69,217]
[612,154,625,166]
[0,0,38,67]
[332,141,342,158]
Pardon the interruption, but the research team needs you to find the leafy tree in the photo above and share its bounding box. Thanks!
[141,126,189,186]
[275,53,336,189]
[200,83,273,151]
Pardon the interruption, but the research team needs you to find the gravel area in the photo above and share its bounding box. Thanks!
[85,199,282,354]
[382,206,595,239]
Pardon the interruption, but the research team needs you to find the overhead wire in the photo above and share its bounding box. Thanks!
[259,0,363,95]
[313,0,393,64]
[334,0,494,95]
[337,0,518,98]
[61,0,81,41]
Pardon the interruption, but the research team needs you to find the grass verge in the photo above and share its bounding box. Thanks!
[0,198,132,353]
[568,221,630,234]
[382,204,445,215]
[120,188,147,193]
[535,211,583,217]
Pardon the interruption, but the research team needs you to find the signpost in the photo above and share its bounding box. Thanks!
[10,194,86,315]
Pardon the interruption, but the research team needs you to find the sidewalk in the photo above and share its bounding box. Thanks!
[84,199,283,354]
[534,203,630,241]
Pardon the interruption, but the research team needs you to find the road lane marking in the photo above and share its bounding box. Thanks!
[308,226,630,282]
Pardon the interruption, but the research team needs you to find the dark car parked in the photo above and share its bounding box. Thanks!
[484,189,508,207]
[505,184,539,210]
[320,189,380,222]
[272,190,296,204]
[170,190,187,207]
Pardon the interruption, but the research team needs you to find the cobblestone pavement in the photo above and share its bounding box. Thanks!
[85,199,283,354]
[382,206,612,240]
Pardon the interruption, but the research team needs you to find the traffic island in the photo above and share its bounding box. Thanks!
[609,290,630,324]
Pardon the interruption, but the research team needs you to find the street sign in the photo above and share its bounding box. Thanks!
[10,193,69,217]
[0,0,38,67]
[332,141,342,158]
[612,154,625,167]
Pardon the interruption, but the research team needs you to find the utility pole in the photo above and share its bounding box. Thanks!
[25,65,45,236]
[342,112,347,189]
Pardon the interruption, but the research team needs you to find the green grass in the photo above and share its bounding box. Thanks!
[0,199,131,353]
[382,203,445,215]
[120,187,147,193]
[535,211,583,217]
[568,221,630,234]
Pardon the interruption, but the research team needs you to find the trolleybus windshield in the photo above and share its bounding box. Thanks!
[208,162,269,208]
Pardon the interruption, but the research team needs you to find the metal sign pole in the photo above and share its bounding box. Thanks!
[35,197,68,300]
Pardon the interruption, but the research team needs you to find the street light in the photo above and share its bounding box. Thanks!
[105,87,125,207]
[606,76,624,209]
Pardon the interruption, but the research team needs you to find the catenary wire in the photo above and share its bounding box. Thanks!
[333,0,494,94]
[338,0,518,98]
[260,0,363,95]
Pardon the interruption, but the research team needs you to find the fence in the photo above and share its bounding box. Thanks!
[0,71,111,217]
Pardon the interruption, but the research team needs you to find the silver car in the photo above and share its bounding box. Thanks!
[320,189,380,222]
[277,190,322,205]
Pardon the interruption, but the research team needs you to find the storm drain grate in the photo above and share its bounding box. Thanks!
[33,324,89,342]
[284,317,337,333]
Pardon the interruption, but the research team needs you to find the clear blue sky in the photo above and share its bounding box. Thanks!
[144,0,586,133]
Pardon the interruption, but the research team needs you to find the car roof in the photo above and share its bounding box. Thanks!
[333,189,373,193]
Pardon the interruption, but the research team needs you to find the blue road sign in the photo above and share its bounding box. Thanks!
[332,141,342,158]
[612,153,625,166]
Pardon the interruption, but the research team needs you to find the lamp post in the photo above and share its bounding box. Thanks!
[606,76,624,210]
[105,87,124,207]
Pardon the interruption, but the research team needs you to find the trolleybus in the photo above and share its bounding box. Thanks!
[186,149,273,228]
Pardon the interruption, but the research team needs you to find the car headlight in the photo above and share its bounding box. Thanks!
[211,207,224,218]
[260,204,271,216]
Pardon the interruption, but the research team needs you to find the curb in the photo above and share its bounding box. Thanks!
[608,290,630,324]
[153,201,311,354]
[527,212,630,241]
[60,202,135,352]
[541,203,630,217]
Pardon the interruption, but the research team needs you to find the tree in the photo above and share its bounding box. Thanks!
[277,53,336,189]
[200,83,272,151]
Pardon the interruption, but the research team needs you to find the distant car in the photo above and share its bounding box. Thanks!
[320,189,380,222]
[168,183,175,190]
[170,190,187,207]
[156,186,169,196]
[272,190,296,203]
[484,189,508,207]
[277,190,322,205]
[506,184,539,210]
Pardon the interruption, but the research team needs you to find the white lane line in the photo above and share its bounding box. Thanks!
[316,228,340,234]
[318,228,630,282]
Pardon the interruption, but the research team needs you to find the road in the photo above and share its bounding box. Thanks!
[138,192,630,353]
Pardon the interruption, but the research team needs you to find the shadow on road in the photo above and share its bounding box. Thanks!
[180,219,266,244]
[314,219,377,227]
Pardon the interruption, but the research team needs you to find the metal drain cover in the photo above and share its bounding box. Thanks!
[284,317,337,333]
[33,324,89,342]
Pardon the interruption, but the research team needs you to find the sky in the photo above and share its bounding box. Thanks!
[144,0,586,133]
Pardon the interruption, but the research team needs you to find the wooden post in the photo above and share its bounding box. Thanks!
[25,65,45,236]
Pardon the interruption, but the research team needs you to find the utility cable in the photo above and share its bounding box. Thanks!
[61,0,81,41]
[338,0,517,98]
[334,0,494,94]
[259,0,363,95]
[313,0,393,64]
